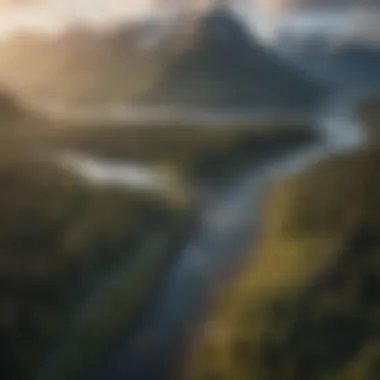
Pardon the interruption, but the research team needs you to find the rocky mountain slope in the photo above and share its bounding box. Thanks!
[331,43,380,89]
[0,5,323,110]
[140,4,324,109]
[276,33,380,90]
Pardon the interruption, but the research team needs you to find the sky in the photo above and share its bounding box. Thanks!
[0,0,164,36]
[0,0,222,37]
[246,1,380,41]
[0,0,378,41]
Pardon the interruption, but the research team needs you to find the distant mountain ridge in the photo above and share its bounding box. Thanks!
[276,33,380,91]
[140,5,324,109]
[0,4,323,111]
[0,14,196,106]
[331,43,380,89]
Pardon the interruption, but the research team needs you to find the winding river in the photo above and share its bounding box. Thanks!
[83,93,366,380]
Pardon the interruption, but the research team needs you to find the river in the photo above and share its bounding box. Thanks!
[84,94,366,380]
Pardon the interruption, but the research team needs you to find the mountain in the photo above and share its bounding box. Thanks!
[274,30,333,83]
[275,31,380,92]
[0,14,196,106]
[140,5,324,110]
[330,43,380,89]
[0,5,323,111]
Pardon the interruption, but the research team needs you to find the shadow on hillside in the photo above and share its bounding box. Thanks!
[187,96,380,380]
[0,89,318,380]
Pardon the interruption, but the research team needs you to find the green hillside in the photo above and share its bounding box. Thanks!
[187,103,380,380]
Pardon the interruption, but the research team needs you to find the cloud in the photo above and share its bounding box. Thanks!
[0,0,160,38]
